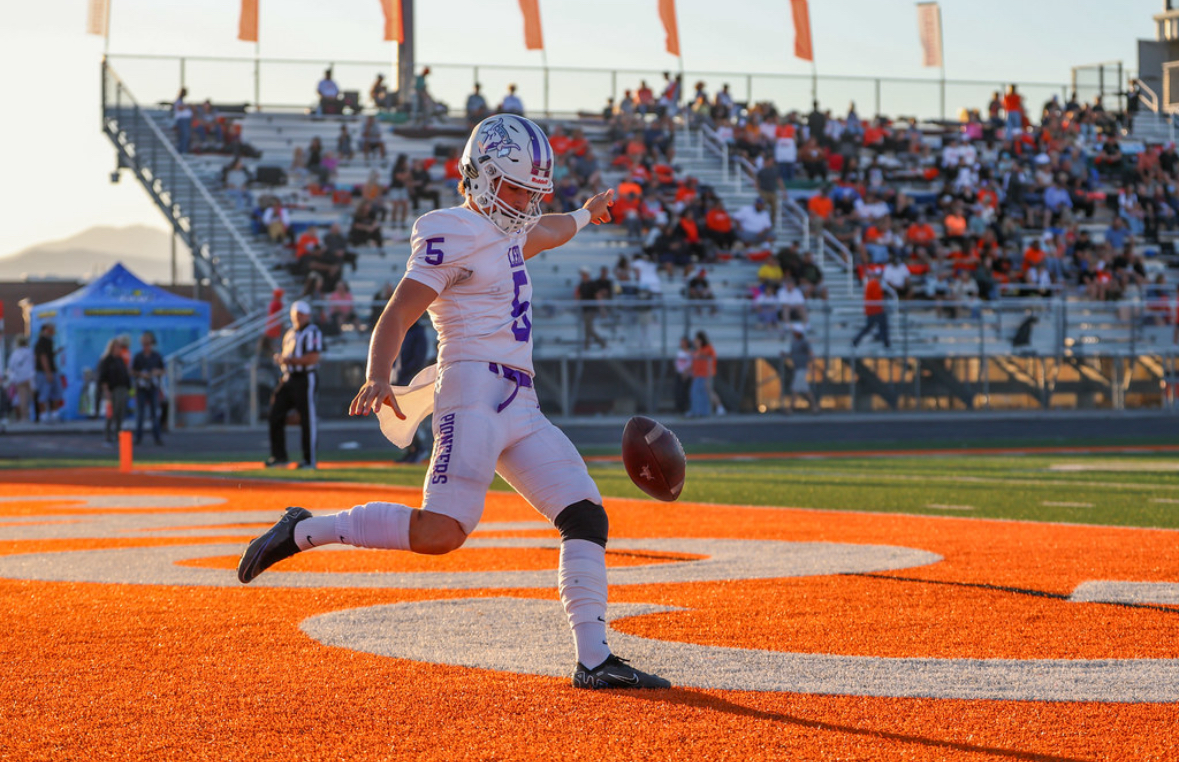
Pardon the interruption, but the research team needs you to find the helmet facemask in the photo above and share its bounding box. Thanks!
[461,114,554,236]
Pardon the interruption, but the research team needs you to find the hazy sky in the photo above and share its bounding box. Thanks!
[0,0,1160,258]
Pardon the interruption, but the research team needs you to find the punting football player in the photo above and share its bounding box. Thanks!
[238,114,670,690]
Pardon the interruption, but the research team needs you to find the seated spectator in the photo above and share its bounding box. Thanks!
[687,268,716,307]
[289,146,310,186]
[905,214,937,260]
[575,268,609,350]
[807,188,834,232]
[262,200,292,245]
[732,197,775,248]
[361,116,386,162]
[370,73,396,110]
[325,281,358,336]
[702,198,737,251]
[336,124,354,162]
[948,268,980,318]
[753,283,782,329]
[296,226,322,261]
[1042,178,1073,227]
[882,255,912,299]
[317,68,341,114]
[369,282,395,329]
[796,249,827,299]
[757,258,784,287]
[778,275,808,325]
[322,222,357,272]
[1094,135,1125,178]
[348,199,384,250]
[410,158,441,212]
[1104,215,1131,251]
[466,83,489,126]
[614,255,639,297]
[307,137,331,185]
[222,157,251,211]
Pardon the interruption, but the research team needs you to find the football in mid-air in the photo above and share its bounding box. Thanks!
[621,416,686,502]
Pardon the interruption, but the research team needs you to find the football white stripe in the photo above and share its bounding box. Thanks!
[644,422,667,445]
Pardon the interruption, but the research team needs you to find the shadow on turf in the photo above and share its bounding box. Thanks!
[629,689,1090,762]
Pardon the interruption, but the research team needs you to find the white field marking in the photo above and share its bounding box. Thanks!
[1150,498,1179,504]
[1049,461,1179,473]
[0,494,226,510]
[0,537,942,589]
[1041,501,1095,508]
[301,598,1179,703]
[925,503,975,511]
[1070,581,1179,606]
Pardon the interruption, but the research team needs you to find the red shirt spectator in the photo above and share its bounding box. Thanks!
[807,194,833,220]
[705,206,733,233]
[905,221,937,246]
[864,278,884,316]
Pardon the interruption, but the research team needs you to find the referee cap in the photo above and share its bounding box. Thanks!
[291,300,312,315]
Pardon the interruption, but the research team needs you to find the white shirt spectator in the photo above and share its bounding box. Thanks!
[775,134,798,164]
[854,197,891,220]
[732,203,773,235]
[317,77,339,99]
[777,282,806,312]
[632,257,663,295]
[6,345,34,385]
[882,261,910,292]
[262,206,291,228]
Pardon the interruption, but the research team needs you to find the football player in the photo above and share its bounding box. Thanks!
[238,114,669,690]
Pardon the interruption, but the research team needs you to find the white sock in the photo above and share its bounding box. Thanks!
[294,502,413,551]
[559,539,611,669]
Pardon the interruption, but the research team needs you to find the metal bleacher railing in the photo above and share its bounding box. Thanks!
[101,60,280,316]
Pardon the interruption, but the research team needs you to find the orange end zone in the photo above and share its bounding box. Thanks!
[1,467,1176,761]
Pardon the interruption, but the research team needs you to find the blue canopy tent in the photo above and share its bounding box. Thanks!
[28,263,211,421]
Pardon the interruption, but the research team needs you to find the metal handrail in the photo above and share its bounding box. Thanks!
[102,60,280,311]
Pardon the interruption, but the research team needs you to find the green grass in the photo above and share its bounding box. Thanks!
[7,450,1179,530]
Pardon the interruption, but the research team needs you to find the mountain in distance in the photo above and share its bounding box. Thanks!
[0,225,190,284]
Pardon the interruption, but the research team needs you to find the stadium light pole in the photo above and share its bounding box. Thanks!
[397,0,414,109]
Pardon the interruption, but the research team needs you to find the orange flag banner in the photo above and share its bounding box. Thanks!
[86,0,109,36]
[916,2,943,68]
[791,0,813,62]
[518,0,544,50]
[658,0,680,57]
[238,0,258,42]
[380,0,404,43]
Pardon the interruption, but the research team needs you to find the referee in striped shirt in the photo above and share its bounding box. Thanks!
[266,300,323,469]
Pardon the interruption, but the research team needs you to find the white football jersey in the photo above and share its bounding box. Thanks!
[403,207,535,374]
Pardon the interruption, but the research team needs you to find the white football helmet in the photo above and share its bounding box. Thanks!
[461,114,554,235]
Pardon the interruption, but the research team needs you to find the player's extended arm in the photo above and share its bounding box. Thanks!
[523,189,614,259]
[349,277,438,419]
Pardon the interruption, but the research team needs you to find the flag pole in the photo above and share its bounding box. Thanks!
[938,8,946,121]
[103,0,112,55]
[542,46,550,118]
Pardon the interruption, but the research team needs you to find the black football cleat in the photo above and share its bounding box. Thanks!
[237,506,311,584]
[572,655,671,690]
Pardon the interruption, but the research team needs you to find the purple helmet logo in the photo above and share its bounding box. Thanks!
[480,117,522,159]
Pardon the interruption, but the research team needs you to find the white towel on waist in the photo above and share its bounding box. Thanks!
[376,364,438,447]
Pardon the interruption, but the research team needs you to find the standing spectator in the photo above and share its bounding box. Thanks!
[882,255,912,300]
[673,336,692,414]
[132,331,165,446]
[413,67,433,124]
[173,87,193,154]
[389,154,412,229]
[499,84,525,115]
[575,268,609,350]
[223,157,251,211]
[465,83,489,126]
[783,326,818,414]
[689,330,723,417]
[852,271,891,349]
[392,313,432,463]
[34,323,62,422]
[97,336,131,445]
[317,69,340,114]
[259,288,285,358]
[5,336,34,422]
[266,301,323,470]
[1003,84,1024,138]
[755,158,784,226]
[774,123,798,183]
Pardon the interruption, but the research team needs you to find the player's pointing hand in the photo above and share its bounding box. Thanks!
[583,189,614,225]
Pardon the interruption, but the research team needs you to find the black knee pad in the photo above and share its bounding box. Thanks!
[553,500,609,548]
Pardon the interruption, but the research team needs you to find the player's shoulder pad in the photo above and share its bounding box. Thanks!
[410,208,479,252]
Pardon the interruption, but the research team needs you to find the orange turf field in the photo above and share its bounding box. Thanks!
[2,467,1176,761]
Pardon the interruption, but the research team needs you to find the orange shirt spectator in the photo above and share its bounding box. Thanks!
[705,207,733,233]
[807,194,833,220]
[864,278,884,316]
[675,183,697,205]
[296,230,320,258]
[549,132,572,155]
[944,212,967,239]
[691,343,717,378]
[906,221,937,246]
[1022,243,1045,271]
[863,125,885,147]
[1003,91,1023,115]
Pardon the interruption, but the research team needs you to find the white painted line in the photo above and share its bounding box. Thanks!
[925,503,975,511]
[1150,498,1179,504]
[1041,501,1094,508]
